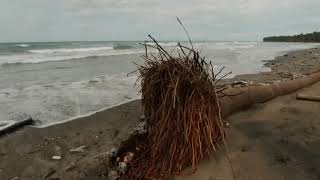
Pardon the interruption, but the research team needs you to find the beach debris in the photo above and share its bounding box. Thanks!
[248,81,255,86]
[110,147,118,157]
[132,121,147,135]
[0,149,6,156]
[118,162,127,174]
[108,170,119,180]
[277,72,303,80]
[296,94,320,102]
[121,27,233,179]
[11,177,20,180]
[64,162,76,172]
[123,152,134,163]
[43,168,56,179]
[224,121,231,128]
[231,80,248,87]
[258,83,269,86]
[0,118,34,137]
[51,156,62,160]
[70,145,86,153]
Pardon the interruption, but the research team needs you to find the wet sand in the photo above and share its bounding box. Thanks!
[0,100,143,179]
[0,47,320,180]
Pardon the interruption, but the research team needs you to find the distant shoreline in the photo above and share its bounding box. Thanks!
[263,31,320,43]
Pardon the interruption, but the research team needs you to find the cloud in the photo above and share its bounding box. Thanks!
[1,0,320,41]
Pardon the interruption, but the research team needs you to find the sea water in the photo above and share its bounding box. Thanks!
[0,41,318,126]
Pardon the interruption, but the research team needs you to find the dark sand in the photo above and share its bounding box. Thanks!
[0,101,143,179]
[0,47,320,180]
[174,80,320,180]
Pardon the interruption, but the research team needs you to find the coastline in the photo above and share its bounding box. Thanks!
[30,46,320,128]
[1,47,320,179]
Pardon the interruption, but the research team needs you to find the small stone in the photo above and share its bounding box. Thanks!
[52,156,62,160]
[108,170,119,180]
[110,148,118,157]
[0,148,7,156]
[224,121,231,127]
[241,146,249,152]
[11,177,20,180]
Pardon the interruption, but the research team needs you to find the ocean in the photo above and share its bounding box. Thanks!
[0,41,319,127]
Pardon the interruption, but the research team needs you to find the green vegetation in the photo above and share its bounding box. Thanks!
[263,32,320,42]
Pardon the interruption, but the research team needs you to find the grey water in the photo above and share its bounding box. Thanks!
[0,41,318,126]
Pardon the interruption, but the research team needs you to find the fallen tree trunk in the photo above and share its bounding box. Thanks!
[296,94,320,102]
[220,71,320,117]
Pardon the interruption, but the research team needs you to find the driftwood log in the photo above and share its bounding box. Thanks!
[296,94,320,102]
[0,118,34,136]
[220,71,320,117]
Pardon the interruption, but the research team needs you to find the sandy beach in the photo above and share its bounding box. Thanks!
[1,47,320,180]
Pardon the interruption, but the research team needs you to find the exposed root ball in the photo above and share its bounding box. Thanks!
[122,36,226,179]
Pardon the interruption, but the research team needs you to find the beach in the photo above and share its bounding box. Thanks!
[1,47,320,179]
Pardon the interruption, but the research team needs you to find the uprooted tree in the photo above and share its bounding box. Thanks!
[117,20,233,180]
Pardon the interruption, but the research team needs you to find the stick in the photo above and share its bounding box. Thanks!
[177,17,194,50]
[0,118,34,136]
[296,94,320,102]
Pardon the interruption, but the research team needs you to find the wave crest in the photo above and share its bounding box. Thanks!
[16,44,30,48]
[29,46,114,54]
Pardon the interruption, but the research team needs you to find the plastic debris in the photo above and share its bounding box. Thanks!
[51,156,62,160]
[70,145,86,153]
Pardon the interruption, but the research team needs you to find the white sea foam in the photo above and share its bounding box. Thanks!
[16,44,30,47]
[146,42,178,47]
[29,46,114,54]
[0,73,140,126]
[0,48,145,65]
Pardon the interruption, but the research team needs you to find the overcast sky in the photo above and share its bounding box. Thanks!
[1,0,320,42]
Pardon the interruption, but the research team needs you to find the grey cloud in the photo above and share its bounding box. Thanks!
[0,0,319,42]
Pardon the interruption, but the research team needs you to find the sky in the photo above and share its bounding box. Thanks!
[1,0,320,42]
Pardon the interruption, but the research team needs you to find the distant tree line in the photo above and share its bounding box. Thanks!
[263,31,320,42]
